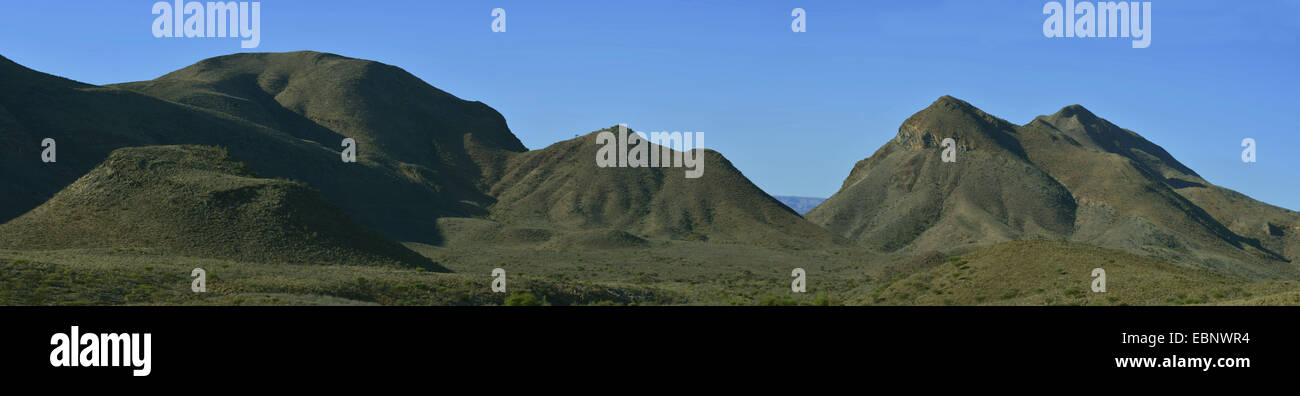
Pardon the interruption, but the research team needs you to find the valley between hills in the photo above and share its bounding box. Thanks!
[1,51,1297,306]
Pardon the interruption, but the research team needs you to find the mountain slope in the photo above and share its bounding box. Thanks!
[806,96,1077,252]
[1,52,525,243]
[809,96,1297,279]
[1174,186,1300,269]
[4,51,834,248]
[111,51,525,186]
[1,53,290,223]
[485,127,837,247]
[1026,103,1300,274]
[114,53,832,247]
[0,145,444,270]
[1017,104,1291,277]
[110,51,536,241]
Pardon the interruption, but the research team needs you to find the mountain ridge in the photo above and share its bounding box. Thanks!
[484,127,838,247]
[810,96,1297,279]
[2,51,836,251]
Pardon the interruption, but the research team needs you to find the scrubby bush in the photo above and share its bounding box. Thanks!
[505,292,542,306]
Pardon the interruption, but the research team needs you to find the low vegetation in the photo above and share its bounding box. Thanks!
[866,240,1298,306]
[4,239,1294,306]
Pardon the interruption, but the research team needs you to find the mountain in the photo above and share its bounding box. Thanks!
[806,96,1078,252]
[484,127,837,247]
[110,51,531,242]
[1,53,287,224]
[772,196,826,215]
[2,51,831,249]
[1018,102,1297,277]
[110,51,525,189]
[0,145,444,270]
[1,52,517,244]
[808,96,1298,279]
[4,52,1299,305]
[113,54,831,247]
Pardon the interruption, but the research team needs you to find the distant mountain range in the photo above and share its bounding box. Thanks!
[1,51,1295,289]
[772,196,826,215]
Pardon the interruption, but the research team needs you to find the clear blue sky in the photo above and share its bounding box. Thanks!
[2,0,1297,209]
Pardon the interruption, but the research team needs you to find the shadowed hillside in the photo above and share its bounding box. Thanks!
[111,51,536,241]
[809,96,1298,279]
[1,53,299,224]
[0,145,444,271]
[1,52,520,243]
[112,51,525,192]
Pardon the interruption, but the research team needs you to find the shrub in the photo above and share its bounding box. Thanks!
[759,296,799,306]
[1063,286,1084,297]
[505,292,541,306]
